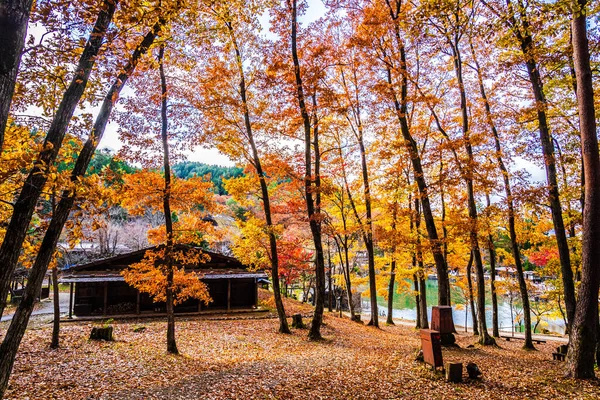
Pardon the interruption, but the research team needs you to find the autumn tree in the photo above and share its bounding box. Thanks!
[375,0,452,308]
[480,0,577,331]
[0,2,179,394]
[0,0,34,150]
[0,0,116,319]
[189,0,291,333]
[566,0,600,379]
[269,0,328,340]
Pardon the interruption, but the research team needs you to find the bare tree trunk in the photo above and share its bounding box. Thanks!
[328,240,333,313]
[419,274,428,329]
[335,237,355,318]
[0,0,116,319]
[414,196,428,329]
[50,266,60,348]
[466,251,478,336]
[409,191,420,329]
[0,0,34,150]
[226,21,290,334]
[487,233,500,338]
[567,0,600,378]
[412,274,420,329]
[386,260,395,325]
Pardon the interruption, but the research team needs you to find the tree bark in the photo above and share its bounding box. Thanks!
[419,274,428,329]
[412,274,420,329]
[0,0,116,318]
[328,241,333,313]
[335,235,355,318]
[337,66,378,326]
[442,28,493,345]
[487,229,500,338]
[466,251,479,336]
[225,21,290,334]
[0,0,34,151]
[357,124,378,327]
[414,195,429,329]
[50,265,60,348]
[469,38,531,345]
[386,261,395,325]
[567,0,600,379]
[506,0,576,330]
[158,43,178,355]
[383,43,450,306]
[289,0,325,340]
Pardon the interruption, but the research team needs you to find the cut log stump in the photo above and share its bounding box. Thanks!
[90,326,113,341]
[445,362,463,383]
[291,314,305,329]
[466,362,482,379]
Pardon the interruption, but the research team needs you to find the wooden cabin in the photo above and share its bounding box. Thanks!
[59,246,266,317]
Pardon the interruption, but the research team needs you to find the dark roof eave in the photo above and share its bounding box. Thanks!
[59,271,268,284]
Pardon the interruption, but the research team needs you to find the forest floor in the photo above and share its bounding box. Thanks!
[2,292,599,400]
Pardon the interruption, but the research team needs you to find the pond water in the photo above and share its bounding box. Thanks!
[360,279,566,335]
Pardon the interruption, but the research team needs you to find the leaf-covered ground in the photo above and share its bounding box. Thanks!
[2,296,599,399]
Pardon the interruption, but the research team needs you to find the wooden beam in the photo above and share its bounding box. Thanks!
[68,282,74,319]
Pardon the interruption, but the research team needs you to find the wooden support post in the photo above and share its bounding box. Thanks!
[68,282,74,319]
[227,279,231,312]
[136,290,140,315]
[254,279,258,307]
[103,282,108,316]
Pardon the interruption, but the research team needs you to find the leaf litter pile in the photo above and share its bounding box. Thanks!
[3,295,599,399]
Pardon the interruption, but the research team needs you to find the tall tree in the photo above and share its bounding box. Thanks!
[333,57,379,327]
[158,43,178,354]
[380,0,451,307]
[469,33,532,346]
[421,0,494,344]
[0,0,34,151]
[0,0,116,319]
[482,0,577,331]
[566,0,600,379]
[220,5,290,333]
[286,0,326,339]
[0,12,166,396]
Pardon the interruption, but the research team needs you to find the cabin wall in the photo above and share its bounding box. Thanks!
[73,278,259,316]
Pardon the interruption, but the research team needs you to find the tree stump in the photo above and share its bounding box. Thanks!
[466,362,482,379]
[440,333,456,346]
[90,326,113,341]
[445,362,463,382]
[291,314,305,329]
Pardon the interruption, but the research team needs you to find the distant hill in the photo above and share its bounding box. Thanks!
[87,151,243,195]
[172,161,244,195]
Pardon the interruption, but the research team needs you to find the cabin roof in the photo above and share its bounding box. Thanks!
[59,245,267,283]
[65,245,246,272]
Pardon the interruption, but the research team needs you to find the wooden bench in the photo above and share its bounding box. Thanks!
[553,352,566,361]
[501,336,546,344]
